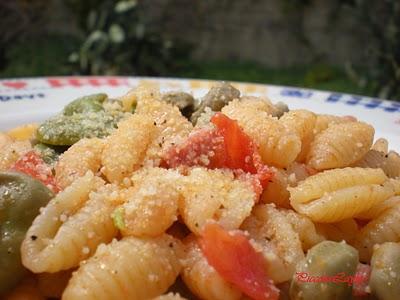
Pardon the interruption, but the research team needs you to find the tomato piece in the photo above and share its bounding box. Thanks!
[162,113,273,197]
[199,223,280,300]
[352,263,371,297]
[11,150,59,193]
[161,128,226,169]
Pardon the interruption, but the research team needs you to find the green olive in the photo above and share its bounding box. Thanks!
[36,111,120,146]
[162,92,195,118]
[63,93,107,115]
[370,242,400,300]
[191,82,240,124]
[0,172,53,294]
[290,241,359,300]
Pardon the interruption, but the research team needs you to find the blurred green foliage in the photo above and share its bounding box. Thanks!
[66,0,190,75]
[343,0,400,100]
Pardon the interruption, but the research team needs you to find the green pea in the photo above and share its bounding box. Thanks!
[36,111,120,146]
[162,92,195,118]
[290,241,359,300]
[190,82,240,124]
[370,242,400,300]
[63,93,107,115]
[0,172,53,294]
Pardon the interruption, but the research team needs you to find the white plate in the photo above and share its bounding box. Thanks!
[1,76,399,151]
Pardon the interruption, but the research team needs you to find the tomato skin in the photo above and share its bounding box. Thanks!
[162,113,273,197]
[352,263,371,297]
[199,223,280,300]
[11,150,59,193]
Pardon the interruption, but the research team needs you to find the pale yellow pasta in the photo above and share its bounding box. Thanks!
[315,218,359,244]
[353,204,400,262]
[181,235,242,300]
[3,277,44,300]
[261,163,312,208]
[55,138,105,189]
[260,167,291,208]
[238,96,281,116]
[0,132,13,148]
[307,121,374,170]
[62,235,182,300]
[101,113,156,183]
[0,140,31,171]
[152,293,187,300]
[7,123,38,140]
[179,167,256,235]
[135,87,193,164]
[293,183,395,223]
[356,196,400,220]
[222,99,301,167]
[313,114,355,135]
[21,172,107,273]
[117,167,182,237]
[281,210,325,251]
[241,204,305,283]
[371,138,389,153]
[280,109,316,162]
[289,167,387,205]
[37,270,73,299]
[354,149,400,178]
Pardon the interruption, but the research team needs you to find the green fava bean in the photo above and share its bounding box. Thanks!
[370,242,400,300]
[36,111,120,146]
[63,93,107,115]
[33,143,65,165]
[290,241,359,300]
[0,172,53,294]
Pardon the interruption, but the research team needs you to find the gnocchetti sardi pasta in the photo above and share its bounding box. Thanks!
[0,82,399,299]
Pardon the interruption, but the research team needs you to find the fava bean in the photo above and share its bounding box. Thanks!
[370,242,400,300]
[36,111,120,146]
[63,93,107,115]
[162,92,195,118]
[191,82,240,123]
[290,241,359,300]
[0,172,53,294]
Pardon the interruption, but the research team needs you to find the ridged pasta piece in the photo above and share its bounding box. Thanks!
[179,168,256,235]
[101,113,156,183]
[371,138,389,153]
[117,167,182,237]
[221,99,301,167]
[280,109,316,162]
[261,163,313,208]
[3,277,43,300]
[37,270,73,299]
[152,293,187,300]
[21,172,108,273]
[315,218,359,244]
[281,210,325,251]
[62,235,183,300]
[289,167,387,205]
[135,87,193,165]
[181,235,242,300]
[356,196,400,220]
[354,149,400,178]
[55,138,105,189]
[237,96,281,116]
[241,204,305,283]
[260,167,291,208]
[313,114,355,135]
[353,204,400,262]
[292,182,395,223]
[0,140,31,171]
[307,121,374,170]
